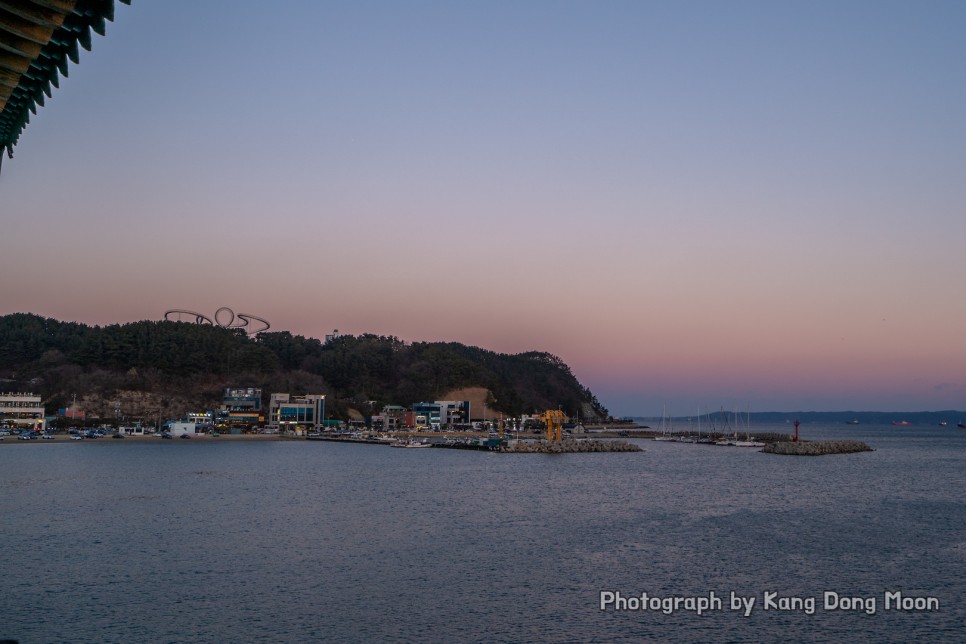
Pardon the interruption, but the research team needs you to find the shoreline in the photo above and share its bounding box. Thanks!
[0,429,651,447]
[0,433,297,445]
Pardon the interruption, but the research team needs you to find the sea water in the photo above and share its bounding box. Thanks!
[1,423,963,643]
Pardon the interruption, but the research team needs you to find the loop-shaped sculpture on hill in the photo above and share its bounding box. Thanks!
[163,308,270,336]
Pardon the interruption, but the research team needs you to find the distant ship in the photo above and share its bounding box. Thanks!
[845,419,860,425]
[891,420,912,426]
[958,422,966,429]
[939,421,948,427]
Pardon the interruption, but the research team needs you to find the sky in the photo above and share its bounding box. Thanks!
[3,1,966,416]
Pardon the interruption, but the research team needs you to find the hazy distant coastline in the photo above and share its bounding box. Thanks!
[632,411,966,425]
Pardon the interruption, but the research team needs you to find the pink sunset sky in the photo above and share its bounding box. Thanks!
[3,1,965,416]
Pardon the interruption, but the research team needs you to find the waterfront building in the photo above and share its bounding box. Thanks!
[0,392,46,430]
[187,411,213,429]
[436,400,470,427]
[380,405,405,430]
[57,405,86,421]
[411,402,441,428]
[411,401,471,429]
[220,388,263,431]
[159,418,208,436]
[267,394,325,434]
[166,421,200,437]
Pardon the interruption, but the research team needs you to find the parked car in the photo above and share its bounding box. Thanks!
[41,433,55,440]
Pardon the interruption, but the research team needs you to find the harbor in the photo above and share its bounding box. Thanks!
[306,432,643,453]
[3,421,961,643]
[5,424,874,455]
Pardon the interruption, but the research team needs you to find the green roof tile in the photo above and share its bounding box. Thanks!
[0,0,130,168]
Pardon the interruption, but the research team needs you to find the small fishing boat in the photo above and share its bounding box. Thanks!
[390,439,432,448]
[723,439,766,448]
[891,421,912,426]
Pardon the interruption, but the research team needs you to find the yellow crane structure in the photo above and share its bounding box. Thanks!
[542,409,567,441]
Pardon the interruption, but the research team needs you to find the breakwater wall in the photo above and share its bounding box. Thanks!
[762,440,873,456]
[501,439,642,453]
[595,430,791,443]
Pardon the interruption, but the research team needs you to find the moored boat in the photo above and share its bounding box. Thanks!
[390,439,432,448]
[652,403,679,441]
[723,439,766,448]
[891,420,912,426]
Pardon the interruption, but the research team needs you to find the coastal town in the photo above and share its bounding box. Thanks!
[0,388,648,452]
[1,389,871,455]
[2,388,581,436]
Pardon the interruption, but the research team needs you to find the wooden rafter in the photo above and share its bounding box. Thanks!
[0,0,129,163]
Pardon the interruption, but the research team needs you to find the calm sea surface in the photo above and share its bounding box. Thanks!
[2,424,964,643]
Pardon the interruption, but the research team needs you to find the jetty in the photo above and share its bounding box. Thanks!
[762,440,873,456]
[500,438,642,453]
[305,433,642,453]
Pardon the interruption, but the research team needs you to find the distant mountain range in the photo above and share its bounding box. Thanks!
[633,411,965,425]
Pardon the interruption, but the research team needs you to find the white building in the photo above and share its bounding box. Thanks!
[412,401,470,428]
[166,421,199,437]
[0,392,45,430]
[267,394,325,434]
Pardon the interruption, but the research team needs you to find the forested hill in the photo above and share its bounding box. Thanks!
[0,313,607,421]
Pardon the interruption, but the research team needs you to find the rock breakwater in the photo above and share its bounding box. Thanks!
[502,439,642,453]
[762,440,873,456]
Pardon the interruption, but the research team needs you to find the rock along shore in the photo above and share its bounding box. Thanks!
[500,439,643,453]
[761,440,873,456]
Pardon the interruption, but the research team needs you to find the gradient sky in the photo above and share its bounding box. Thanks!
[3,1,965,416]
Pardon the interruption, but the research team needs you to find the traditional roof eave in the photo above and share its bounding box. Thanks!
[0,0,130,170]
